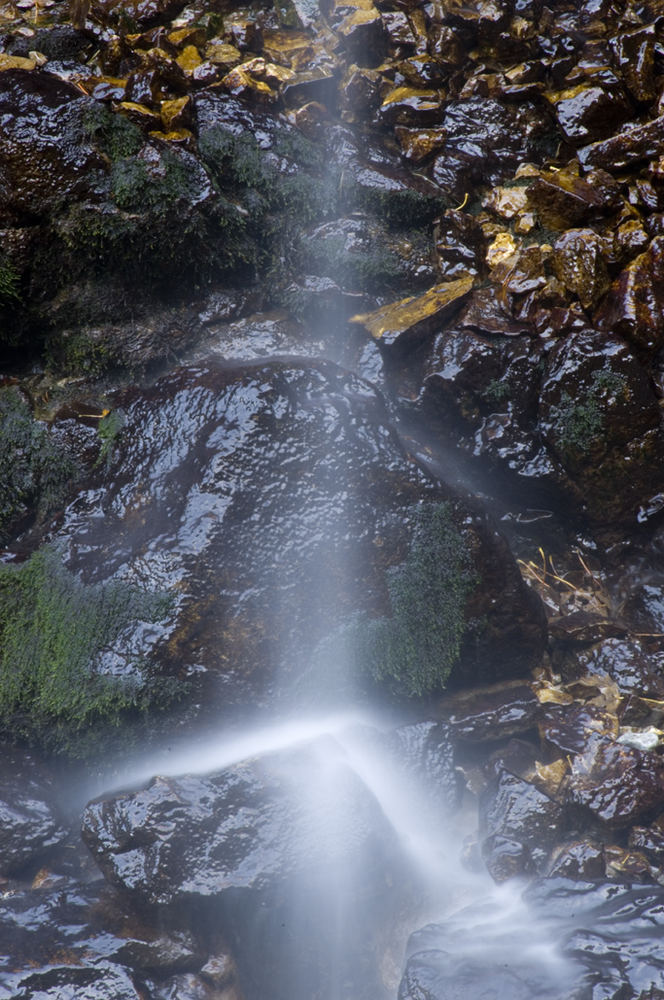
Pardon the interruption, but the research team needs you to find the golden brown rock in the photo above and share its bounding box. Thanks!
[336,5,385,64]
[220,62,280,105]
[204,42,242,70]
[378,85,443,126]
[350,276,473,354]
[117,99,161,126]
[552,228,610,310]
[160,94,191,130]
[176,44,201,74]
[394,126,446,162]
[526,167,619,230]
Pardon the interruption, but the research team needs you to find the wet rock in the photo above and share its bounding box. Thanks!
[434,209,487,281]
[579,113,664,171]
[431,97,557,203]
[0,877,201,997]
[0,70,102,220]
[550,77,632,146]
[81,739,399,904]
[417,325,558,498]
[401,879,664,1000]
[604,844,655,882]
[538,330,664,523]
[395,125,446,163]
[551,228,610,309]
[35,358,545,725]
[378,86,443,128]
[479,760,566,880]
[94,0,187,29]
[440,680,541,744]
[547,839,605,879]
[539,702,618,756]
[350,277,473,356]
[567,733,664,828]
[629,815,664,871]
[0,747,66,876]
[577,639,664,701]
[612,24,658,104]
[82,736,403,1000]
[295,214,436,297]
[381,721,461,812]
[595,235,664,353]
[526,167,620,230]
[336,5,386,65]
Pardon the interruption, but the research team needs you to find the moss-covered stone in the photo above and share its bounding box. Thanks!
[309,504,478,700]
[0,545,175,756]
[365,503,476,696]
[0,387,79,541]
[553,370,628,459]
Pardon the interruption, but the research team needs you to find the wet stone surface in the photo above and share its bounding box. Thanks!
[47,358,545,713]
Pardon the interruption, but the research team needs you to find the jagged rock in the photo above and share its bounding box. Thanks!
[567,734,664,828]
[577,639,664,701]
[526,167,621,229]
[45,360,545,714]
[480,758,566,880]
[431,97,557,202]
[547,839,605,879]
[611,24,657,103]
[579,113,664,171]
[0,876,205,998]
[549,77,632,145]
[551,229,610,309]
[440,680,541,744]
[595,235,664,352]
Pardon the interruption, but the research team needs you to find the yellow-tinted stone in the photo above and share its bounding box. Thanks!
[0,52,36,70]
[350,276,473,352]
[486,231,518,268]
[394,126,446,162]
[168,25,206,48]
[176,44,202,73]
[205,41,242,69]
[483,185,529,219]
[221,65,278,104]
[117,100,161,125]
[148,128,194,144]
[160,95,191,130]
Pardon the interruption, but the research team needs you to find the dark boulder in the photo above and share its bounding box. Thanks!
[82,735,404,1000]
[479,757,567,881]
[43,360,545,724]
[566,734,664,829]
[538,330,664,524]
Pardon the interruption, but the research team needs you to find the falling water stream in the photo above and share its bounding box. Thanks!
[82,707,583,1000]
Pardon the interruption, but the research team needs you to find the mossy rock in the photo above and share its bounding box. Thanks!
[0,545,178,756]
[310,503,477,700]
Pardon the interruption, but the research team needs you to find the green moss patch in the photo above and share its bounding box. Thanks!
[308,503,477,700]
[364,503,476,696]
[553,370,627,459]
[0,546,175,756]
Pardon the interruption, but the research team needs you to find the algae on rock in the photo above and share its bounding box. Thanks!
[0,545,174,755]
